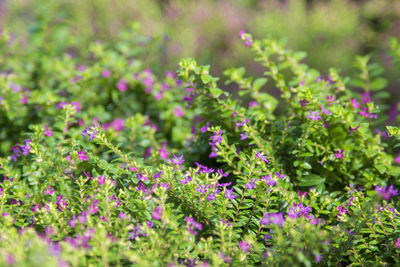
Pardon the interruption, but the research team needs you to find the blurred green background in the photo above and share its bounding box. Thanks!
[1,0,400,98]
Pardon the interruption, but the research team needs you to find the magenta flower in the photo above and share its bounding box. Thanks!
[249,101,258,107]
[394,238,400,249]
[395,154,400,164]
[195,184,207,194]
[238,241,250,253]
[170,154,184,167]
[88,200,99,214]
[307,110,321,120]
[158,146,169,160]
[117,79,128,91]
[77,150,88,161]
[98,176,106,185]
[375,185,398,200]
[360,92,371,104]
[337,204,348,215]
[102,69,111,77]
[44,186,54,195]
[326,95,335,105]
[334,150,344,159]
[173,106,184,117]
[351,98,360,109]
[111,118,124,131]
[152,206,163,220]
[44,126,53,137]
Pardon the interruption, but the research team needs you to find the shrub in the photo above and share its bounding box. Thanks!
[0,21,400,266]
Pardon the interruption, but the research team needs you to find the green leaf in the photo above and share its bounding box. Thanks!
[253,78,268,91]
[298,174,324,187]
[370,77,387,91]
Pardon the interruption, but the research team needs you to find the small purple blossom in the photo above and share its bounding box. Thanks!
[224,188,238,199]
[300,99,309,107]
[240,132,248,140]
[307,110,321,121]
[179,176,192,185]
[334,150,344,159]
[321,105,331,115]
[288,202,312,219]
[261,212,285,225]
[245,179,256,190]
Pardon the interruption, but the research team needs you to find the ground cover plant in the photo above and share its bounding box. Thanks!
[1,13,400,267]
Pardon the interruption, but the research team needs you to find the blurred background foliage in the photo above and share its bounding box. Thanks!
[1,0,400,99]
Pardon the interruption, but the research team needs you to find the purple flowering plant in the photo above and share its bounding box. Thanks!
[0,15,400,267]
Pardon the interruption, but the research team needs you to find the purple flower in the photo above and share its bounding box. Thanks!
[201,122,210,133]
[375,185,398,200]
[256,151,269,163]
[261,175,276,186]
[288,202,312,219]
[261,212,285,225]
[207,190,220,201]
[274,172,285,179]
[217,169,229,177]
[185,216,202,235]
[171,154,184,166]
[348,126,360,135]
[20,139,31,155]
[334,150,344,159]
[225,188,238,199]
[300,99,309,107]
[179,176,192,185]
[240,132,248,140]
[195,184,207,194]
[82,123,99,141]
[238,241,250,253]
[44,186,54,195]
[321,105,331,115]
[307,110,321,121]
[245,179,256,189]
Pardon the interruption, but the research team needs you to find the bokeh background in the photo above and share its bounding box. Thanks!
[1,0,400,100]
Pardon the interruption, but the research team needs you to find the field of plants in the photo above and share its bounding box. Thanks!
[0,0,400,266]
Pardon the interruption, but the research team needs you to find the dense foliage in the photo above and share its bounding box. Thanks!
[1,11,400,267]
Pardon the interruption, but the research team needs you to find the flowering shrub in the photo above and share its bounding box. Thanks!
[0,20,400,266]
